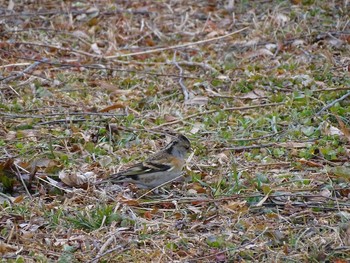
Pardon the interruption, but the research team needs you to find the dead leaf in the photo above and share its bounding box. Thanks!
[279,142,312,148]
[327,166,350,181]
[184,96,208,106]
[190,123,203,134]
[7,0,14,11]
[339,188,350,198]
[72,30,90,39]
[335,116,350,143]
[86,7,100,17]
[5,131,16,141]
[98,156,113,167]
[0,158,14,170]
[241,89,267,100]
[292,39,305,47]
[265,230,287,245]
[321,121,345,137]
[144,211,153,220]
[16,129,38,142]
[59,170,95,187]
[187,205,202,214]
[164,114,178,122]
[243,48,274,59]
[298,158,323,167]
[342,222,350,246]
[0,241,18,255]
[121,198,140,206]
[216,152,229,165]
[91,81,116,91]
[19,218,45,233]
[99,103,125,112]
[206,30,220,38]
[256,192,271,207]
[91,43,102,55]
[274,13,289,27]
[13,195,24,203]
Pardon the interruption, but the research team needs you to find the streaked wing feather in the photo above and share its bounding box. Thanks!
[110,160,172,182]
[143,161,172,171]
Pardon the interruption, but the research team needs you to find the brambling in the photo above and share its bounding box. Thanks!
[104,134,191,189]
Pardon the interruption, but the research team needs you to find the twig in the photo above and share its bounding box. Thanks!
[0,9,154,19]
[312,87,350,92]
[154,102,285,128]
[176,61,218,73]
[0,49,199,80]
[3,41,100,59]
[0,112,126,119]
[190,227,269,261]
[1,58,49,83]
[316,91,350,116]
[223,139,316,151]
[88,247,128,263]
[105,27,248,59]
[224,140,315,151]
[172,51,190,101]
[13,164,32,199]
[138,192,342,205]
[35,118,87,126]
[92,235,117,263]
[107,59,218,73]
[228,132,280,142]
[0,62,31,69]
[35,176,73,193]
[0,192,14,205]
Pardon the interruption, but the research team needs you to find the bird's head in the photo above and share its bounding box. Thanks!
[166,134,191,158]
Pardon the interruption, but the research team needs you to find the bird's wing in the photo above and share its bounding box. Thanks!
[109,158,173,182]
[120,161,171,176]
[107,149,185,185]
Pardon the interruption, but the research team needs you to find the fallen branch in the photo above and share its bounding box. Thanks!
[1,58,49,83]
[224,140,315,151]
[0,112,126,119]
[154,102,285,128]
[173,51,190,101]
[316,91,350,116]
[105,27,248,59]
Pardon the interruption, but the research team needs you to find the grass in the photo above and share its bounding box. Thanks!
[0,0,350,262]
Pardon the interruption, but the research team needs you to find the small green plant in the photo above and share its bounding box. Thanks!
[67,205,130,231]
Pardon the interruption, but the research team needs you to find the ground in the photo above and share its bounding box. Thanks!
[0,0,350,262]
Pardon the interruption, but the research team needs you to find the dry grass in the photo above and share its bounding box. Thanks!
[1,0,350,262]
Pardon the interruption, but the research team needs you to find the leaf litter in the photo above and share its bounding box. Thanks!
[0,0,350,262]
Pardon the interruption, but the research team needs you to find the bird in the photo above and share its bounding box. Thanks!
[103,134,191,189]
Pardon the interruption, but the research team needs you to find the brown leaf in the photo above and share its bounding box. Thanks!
[88,17,99,27]
[0,158,14,170]
[327,166,350,181]
[339,188,350,198]
[164,114,178,122]
[121,198,140,206]
[335,116,350,143]
[13,195,24,203]
[99,103,125,112]
[0,241,18,255]
[144,211,153,219]
[298,158,323,167]
[216,152,229,165]
[92,81,115,91]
